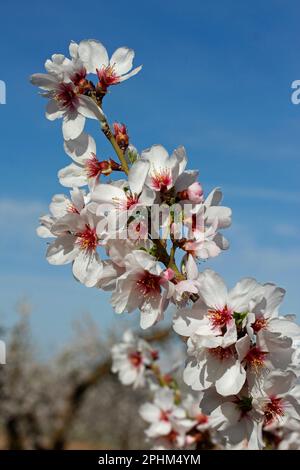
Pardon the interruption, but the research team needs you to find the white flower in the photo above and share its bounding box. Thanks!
[39,189,105,287]
[252,370,300,430]
[140,144,188,193]
[237,333,296,389]
[172,255,200,301]
[110,250,173,329]
[92,158,153,209]
[199,387,264,449]
[76,39,142,88]
[182,188,232,260]
[58,132,122,189]
[182,394,214,432]
[37,188,88,238]
[210,400,264,450]
[246,283,300,363]
[111,330,157,389]
[204,187,232,230]
[181,326,247,396]
[173,270,262,396]
[92,159,155,239]
[140,388,193,448]
[96,239,153,292]
[31,43,105,140]
[174,269,262,339]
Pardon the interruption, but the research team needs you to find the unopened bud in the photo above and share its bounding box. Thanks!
[178,182,204,203]
[125,144,139,164]
[162,268,175,281]
[151,350,159,361]
[113,122,129,151]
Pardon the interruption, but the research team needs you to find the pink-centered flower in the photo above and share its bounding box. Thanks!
[75,39,142,89]
[174,269,262,338]
[251,370,300,430]
[31,45,105,140]
[140,144,187,193]
[181,188,231,260]
[111,329,157,389]
[38,189,105,287]
[110,250,174,329]
[140,388,193,447]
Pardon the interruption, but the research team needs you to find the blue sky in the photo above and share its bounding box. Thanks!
[0,0,300,352]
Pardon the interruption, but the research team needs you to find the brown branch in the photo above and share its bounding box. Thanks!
[48,327,172,449]
[5,416,23,450]
[49,360,111,450]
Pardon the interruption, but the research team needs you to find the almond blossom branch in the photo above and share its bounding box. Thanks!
[31,38,300,451]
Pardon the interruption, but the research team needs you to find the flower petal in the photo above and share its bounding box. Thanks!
[141,145,169,167]
[118,65,142,82]
[46,234,78,265]
[197,269,228,309]
[64,132,96,164]
[110,47,135,75]
[215,359,246,396]
[72,250,103,287]
[78,39,109,73]
[128,159,150,195]
[58,163,87,188]
[78,95,106,122]
[30,73,58,90]
[46,99,63,121]
[62,113,85,140]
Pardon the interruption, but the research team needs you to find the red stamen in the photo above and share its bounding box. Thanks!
[67,203,80,214]
[151,169,172,192]
[76,225,98,252]
[70,67,87,86]
[264,396,285,426]
[85,154,105,179]
[160,410,170,422]
[209,346,233,361]
[55,82,78,112]
[136,271,161,296]
[251,317,268,333]
[96,65,120,91]
[245,347,267,370]
[118,193,139,211]
[129,351,143,368]
[208,305,233,329]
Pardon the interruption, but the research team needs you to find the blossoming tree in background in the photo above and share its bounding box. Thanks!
[32,39,300,450]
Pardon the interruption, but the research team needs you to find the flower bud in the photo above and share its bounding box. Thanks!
[178,182,204,203]
[125,144,139,164]
[162,268,175,281]
[113,122,129,151]
[187,182,204,203]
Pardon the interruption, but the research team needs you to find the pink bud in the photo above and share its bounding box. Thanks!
[162,268,175,281]
[187,182,204,203]
[113,122,129,150]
